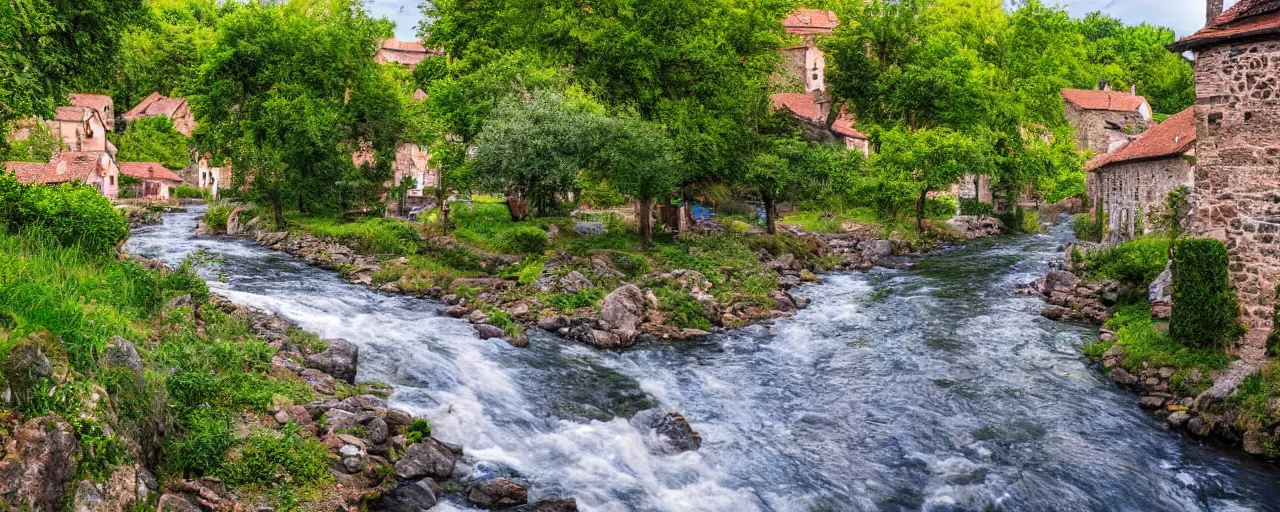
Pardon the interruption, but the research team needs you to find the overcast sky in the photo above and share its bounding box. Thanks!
[376,0,1239,41]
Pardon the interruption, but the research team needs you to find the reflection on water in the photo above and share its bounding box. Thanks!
[126,211,1280,511]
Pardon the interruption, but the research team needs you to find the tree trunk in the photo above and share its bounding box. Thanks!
[297,192,305,214]
[638,196,654,248]
[506,191,530,221]
[763,194,778,235]
[915,188,928,232]
[273,197,285,228]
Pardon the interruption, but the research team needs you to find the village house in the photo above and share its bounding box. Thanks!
[770,9,871,155]
[374,38,440,69]
[1062,85,1153,155]
[1085,106,1196,242]
[3,152,120,199]
[122,92,197,136]
[119,162,183,200]
[1168,0,1280,340]
[185,154,232,198]
[68,93,115,131]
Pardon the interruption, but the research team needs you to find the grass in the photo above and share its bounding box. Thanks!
[1078,236,1170,287]
[1087,301,1228,396]
[0,231,332,505]
[288,213,422,255]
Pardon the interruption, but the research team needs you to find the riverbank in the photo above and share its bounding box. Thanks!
[201,200,976,350]
[1026,237,1280,461]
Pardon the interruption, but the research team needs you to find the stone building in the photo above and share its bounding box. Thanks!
[68,93,115,131]
[1085,107,1196,242]
[1168,0,1280,338]
[779,9,838,93]
[1062,86,1153,155]
[3,152,120,199]
[374,38,440,69]
[119,162,183,200]
[186,154,232,199]
[122,92,197,136]
[770,93,869,155]
[771,9,871,155]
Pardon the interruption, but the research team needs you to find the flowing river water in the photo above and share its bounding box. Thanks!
[124,209,1280,512]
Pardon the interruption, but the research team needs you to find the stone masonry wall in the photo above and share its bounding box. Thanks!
[1095,156,1195,240]
[1065,105,1144,155]
[1187,39,1280,334]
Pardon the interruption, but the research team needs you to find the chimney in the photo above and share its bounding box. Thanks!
[1130,83,1137,95]
[1207,0,1224,24]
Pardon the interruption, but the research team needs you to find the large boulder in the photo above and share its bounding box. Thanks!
[304,338,359,384]
[859,240,893,264]
[556,271,593,294]
[601,284,644,342]
[468,478,528,509]
[376,479,439,512]
[394,438,460,480]
[652,412,702,453]
[0,417,80,512]
[102,336,143,381]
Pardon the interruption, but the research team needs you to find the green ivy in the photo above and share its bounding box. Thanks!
[1170,238,1244,348]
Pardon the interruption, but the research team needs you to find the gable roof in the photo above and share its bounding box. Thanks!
[1086,107,1196,171]
[376,38,440,67]
[68,93,113,114]
[53,106,94,122]
[1170,0,1280,51]
[784,9,839,35]
[123,92,190,121]
[3,162,50,183]
[1061,88,1149,113]
[119,162,182,182]
[5,152,114,185]
[771,93,867,140]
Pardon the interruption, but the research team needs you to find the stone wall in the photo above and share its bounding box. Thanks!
[1094,155,1195,241]
[1065,105,1144,154]
[1187,39,1280,334]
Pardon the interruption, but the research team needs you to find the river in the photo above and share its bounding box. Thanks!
[124,209,1280,512]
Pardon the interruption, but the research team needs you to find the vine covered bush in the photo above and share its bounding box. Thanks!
[497,225,549,254]
[1170,238,1244,348]
[0,173,128,254]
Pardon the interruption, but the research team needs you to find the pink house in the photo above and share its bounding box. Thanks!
[123,92,197,136]
[48,106,112,154]
[3,151,120,198]
[770,92,870,156]
[68,93,115,131]
[119,162,183,200]
[374,39,441,69]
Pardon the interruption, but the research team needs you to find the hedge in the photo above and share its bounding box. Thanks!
[0,172,128,255]
[1170,238,1244,348]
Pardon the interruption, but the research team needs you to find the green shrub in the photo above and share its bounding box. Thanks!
[174,185,204,199]
[653,287,713,330]
[219,424,332,489]
[1080,237,1169,287]
[998,207,1040,234]
[546,288,604,311]
[406,418,432,444]
[497,225,549,254]
[0,174,128,254]
[959,198,994,216]
[1170,238,1244,348]
[203,202,235,233]
[1074,206,1107,242]
[925,195,958,220]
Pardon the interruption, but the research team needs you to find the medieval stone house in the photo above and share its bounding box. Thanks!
[68,93,115,131]
[3,152,120,199]
[770,9,870,155]
[185,154,232,199]
[374,39,440,69]
[123,92,197,136]
[119,162,183,200]
[1085,107,1196,242]
[1062,86,1153,155]
[1168,0,1280,338]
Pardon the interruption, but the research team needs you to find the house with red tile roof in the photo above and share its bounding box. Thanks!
[119,162,183,200]
[374,38,441,69]
[1166,0,1280,341]
[68,93,115,131]
[123,92,197,136]
[1084,107,1196,242]
[770,93,869,155]
[1061,85,1153,155]
[3,152,120,198]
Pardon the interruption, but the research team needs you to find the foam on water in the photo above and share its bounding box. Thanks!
[125,210,1280,511]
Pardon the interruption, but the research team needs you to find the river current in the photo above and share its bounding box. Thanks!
[124,209,1280,512]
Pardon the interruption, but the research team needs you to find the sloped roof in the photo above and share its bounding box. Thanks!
[1087,107,1196,171]
[3,162,50,183]
[784,9,839,35]
[1062,88,1149,112]
[69,93,113,114]
[1170,0,1280,51]
[53,106,93,122]
[771,93,867,140]
[119,162,182,182]
[413,89,428,101]
[123,92,189,121]
[45,152,112,184]
[377,38,441,67]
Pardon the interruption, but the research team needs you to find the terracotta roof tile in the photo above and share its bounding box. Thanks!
[1170,0,1280,51]
[1087,107,1196,171]
[53,106,92,122]
[771,93,867,140]
[68,93,113,115]
[3,161,50,183]
[123,92,188,121]
[783,9,839,35]
[1061,89,1149,112]
[45,152,111,184]
[119,162,182,182]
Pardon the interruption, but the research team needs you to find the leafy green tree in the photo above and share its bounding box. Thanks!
[0,0,146,146]
[872,127,981,230]
[469,91,595,220]
[592,116,682,247]
[188,0,397,225]
[113,116,190,169]
[0,122,64,162]
[109,0,228,111]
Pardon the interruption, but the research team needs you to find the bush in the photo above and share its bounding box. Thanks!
[406,418,432,444]
[1074,206,1106,242]
[1079,237,1169,286]
[959,198,994,216]
[546,288,604,311]
[0,174,128,255]
[497,225,549,254]
[1170,238,1244,348]
[998,207,1040,234]
[925,195,958,220]
[653,287,713,330]
[174,185,204,199]
[218,425,332,489]
[203,202,234,233]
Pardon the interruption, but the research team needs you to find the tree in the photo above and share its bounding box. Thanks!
[0,0,146,146]
[745,150,792,235]
[112,115,190,169]
[109,0,228,111]
[469,91,595,220]
[593,116,682,247]
[0,122,64,162]
[188,0,394,225]
[872,127,981,230]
